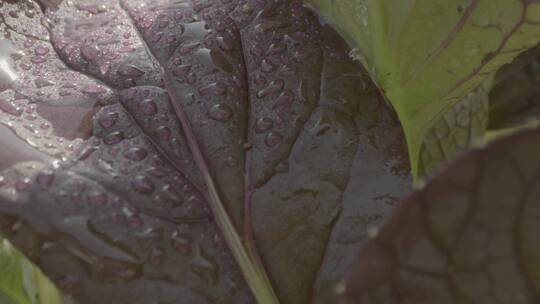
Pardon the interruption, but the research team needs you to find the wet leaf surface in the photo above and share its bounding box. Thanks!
[0,1,410,303]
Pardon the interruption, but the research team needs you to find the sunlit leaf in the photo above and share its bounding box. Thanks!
[0,237,61,304]
[307,0,540,177]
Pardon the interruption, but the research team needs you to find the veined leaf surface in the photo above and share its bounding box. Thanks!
[0,1,410,303]
[307,0,540,177]
[346,126,540,303]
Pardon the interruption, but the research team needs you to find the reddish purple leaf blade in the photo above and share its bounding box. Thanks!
[345,127,540,304]
[0,1,410,303]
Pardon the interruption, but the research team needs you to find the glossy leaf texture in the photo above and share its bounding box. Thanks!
[0,0,410,303]
[306,0,540,178]
[344,126,540,304]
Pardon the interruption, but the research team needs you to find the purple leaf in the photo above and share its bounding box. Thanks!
[345,127,540,304]
[0,1,409,303]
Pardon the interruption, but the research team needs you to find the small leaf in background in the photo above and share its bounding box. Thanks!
[307,0,540,177]
[0,236,61,304]
[345,126,540,304]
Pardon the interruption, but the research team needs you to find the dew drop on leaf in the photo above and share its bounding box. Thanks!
[103,131,125,145]
[208,103,233,122]
[254,117,273,133]
[123,146,148,161]
[36,169,55,189]
[88,190,108,206]
[257,79,284,98]
[199,82,227,96]
[140,98,157,116]
[264,131,283,147]
[131,175,155,195]
[98,112,118,129]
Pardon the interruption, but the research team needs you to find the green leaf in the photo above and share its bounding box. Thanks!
[307,0,540,178]
[0,237,61,304]
[418,84,489,177]
[0,237,31,304]
[345,125,540,303]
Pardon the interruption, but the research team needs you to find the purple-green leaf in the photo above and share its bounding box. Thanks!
[0,1,410,303]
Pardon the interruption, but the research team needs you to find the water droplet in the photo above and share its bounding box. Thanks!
[0,99,23,116]
[140,98,157,116]
[186,73,197,84]
[225,156,238,167]
[265,132,282,147]
[118,46,136,53]
[88,190,107,205]
[199,82,226,96]
[99,62,111,75]
[138,228,163,249]
[158,18,170,29]
[131,175,155,195]
[257,79,284,98]
[190,245,217,284]
[179,42,200,54]
[103,131,124,145]
[217,36,233,52]
[34,77,55,88]
[15,178,31,192]
[260,59,275,73]
[37,169,55,189]
[124,147,148,161]
[149,247,165,266]
[254,117,273,133]
[34,46,49,56]
[98,111,119,129]
[83,84,107,95]
[242,4,253,13]
[254,74,267,86]
[273,91,294,109]
[269,40,286,54]
[141,17,153,29]
[31,56,46,64]
[208,103,233,122]
[78,146,97,160]
[172,64,192,77]
[117,65,145,78]
[80,45,100,62]
[156,126,171,141]
[171,231,191,255]
[147,167,167,178]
